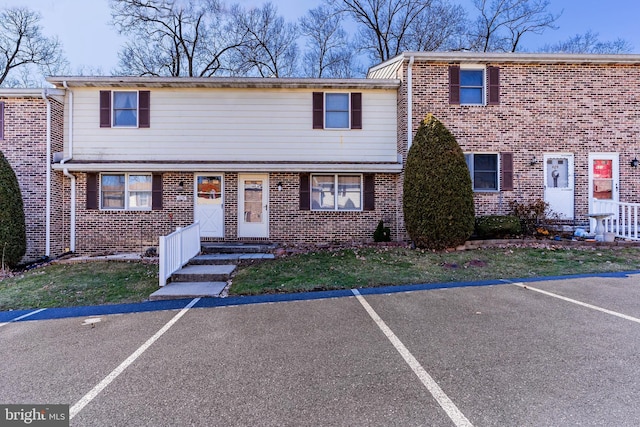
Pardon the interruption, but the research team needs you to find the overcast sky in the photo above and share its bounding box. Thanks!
[5,0,640,74]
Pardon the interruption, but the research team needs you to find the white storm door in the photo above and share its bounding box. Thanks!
[194,174,224,238]
[544,154,574,219]
[588,153,619,227]
[238,174,269,238]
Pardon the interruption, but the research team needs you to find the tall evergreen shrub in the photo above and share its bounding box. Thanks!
[403,114,475,249]
[0,151,26,268]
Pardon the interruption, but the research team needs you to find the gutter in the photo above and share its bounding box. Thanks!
[60,81,76,252]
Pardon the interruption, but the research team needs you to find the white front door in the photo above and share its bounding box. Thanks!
[588,153,619,226]
[194,174,224,238]
[238,174,269,238]
[544,154,574,219]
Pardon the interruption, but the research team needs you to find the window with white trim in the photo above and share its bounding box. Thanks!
[325,93,350,128]
[101,173,153,209]
[311,174,362,210]
[465,153,499,191]
[113,91,138,127]
[460,69,484,105]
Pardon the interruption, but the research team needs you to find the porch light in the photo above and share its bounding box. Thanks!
[529,156,539,166]
[177,181,185,191]
[631,157,639,168]
[277,182,283,191]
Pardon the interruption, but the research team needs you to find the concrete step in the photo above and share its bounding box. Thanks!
[149,281,227,300]
[190,253,275,265]
[170,264,236,282]
[201,242,277,254]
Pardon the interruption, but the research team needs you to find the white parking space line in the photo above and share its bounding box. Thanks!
[70,298,200,420]
[352,289,473,427]
[0,308,47,328]
[512,283,640,324]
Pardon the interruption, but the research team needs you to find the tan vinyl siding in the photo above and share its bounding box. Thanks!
[69,87,398,163]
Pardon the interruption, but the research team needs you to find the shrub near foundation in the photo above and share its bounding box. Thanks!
[475,215,522,239]
[403,114,475,250]
[0,151,26,268]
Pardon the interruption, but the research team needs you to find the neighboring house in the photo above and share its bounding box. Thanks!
[0,88,66,263]
[44,77,402,255]
[369,52,640,232]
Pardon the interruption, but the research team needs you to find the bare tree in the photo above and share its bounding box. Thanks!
[110,0,246,76]
[328,0,467,63]
[228,2,298,77]
[541,30,633,54]
[0,7,67,87]
[299,5,355,78]
[469,0,560,52]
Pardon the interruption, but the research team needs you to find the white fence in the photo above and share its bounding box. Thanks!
[158,221,201,287]
[591,199,640,241]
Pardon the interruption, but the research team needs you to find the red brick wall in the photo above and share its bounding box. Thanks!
[0,96,65,262]
[401,60,640,224]
[72,171,402,255]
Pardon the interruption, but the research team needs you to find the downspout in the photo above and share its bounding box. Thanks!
[41,89,52,257]
[407,55,415,151]
[60,81,76,252]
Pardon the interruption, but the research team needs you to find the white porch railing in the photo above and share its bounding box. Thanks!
[158,221,201,287]
[591,199,640,240]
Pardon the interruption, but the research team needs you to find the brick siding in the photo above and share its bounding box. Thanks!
[0,96,66,263]
[401,60,640,224]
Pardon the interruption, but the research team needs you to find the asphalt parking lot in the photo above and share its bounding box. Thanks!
[2,273,640,426]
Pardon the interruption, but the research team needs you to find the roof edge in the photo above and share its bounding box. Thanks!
[46,76,401,90]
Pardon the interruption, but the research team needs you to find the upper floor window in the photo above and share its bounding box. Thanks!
[449,66,500,106]
[100,90,150,128]
[312,92,362,130]
[460,70,484,104]
[113,92,138,126]
[0,101,4,140]
[325,93,349,128]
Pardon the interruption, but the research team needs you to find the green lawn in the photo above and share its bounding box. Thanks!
[1,245,640,311]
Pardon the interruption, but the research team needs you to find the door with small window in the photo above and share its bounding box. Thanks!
[588,153,619,227]
[194,174,224,238]
[544,154,574,219]
[238,174,269,238]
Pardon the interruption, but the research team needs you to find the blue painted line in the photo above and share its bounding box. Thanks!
[2,270,639,323]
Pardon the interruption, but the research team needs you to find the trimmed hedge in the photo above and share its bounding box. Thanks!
[0,151,26,268]
[403,114,475,250]
[475,215,522,239]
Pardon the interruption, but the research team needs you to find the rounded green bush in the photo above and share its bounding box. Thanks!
[403,114,475,250]
[0,151,26,268]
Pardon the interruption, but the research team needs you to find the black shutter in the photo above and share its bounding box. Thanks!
[99,91,111,128]
[449,66,460,105]
[351,92,362,129]
[312,92,324,129]
[363,174,375,211]
[152,173,163,210]
[0,101,4,140]
[488,66,500,105]
[501,152,513,191]
[299,173,310,210]
[86,173,98,209]
[139,91,150,128]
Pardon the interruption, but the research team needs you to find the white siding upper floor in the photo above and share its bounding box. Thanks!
[47,77,400,165]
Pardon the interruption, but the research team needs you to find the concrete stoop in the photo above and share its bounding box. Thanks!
[149,242,276,301]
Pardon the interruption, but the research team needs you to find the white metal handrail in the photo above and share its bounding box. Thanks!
[158,221,201,287]
[591,199,640,240]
